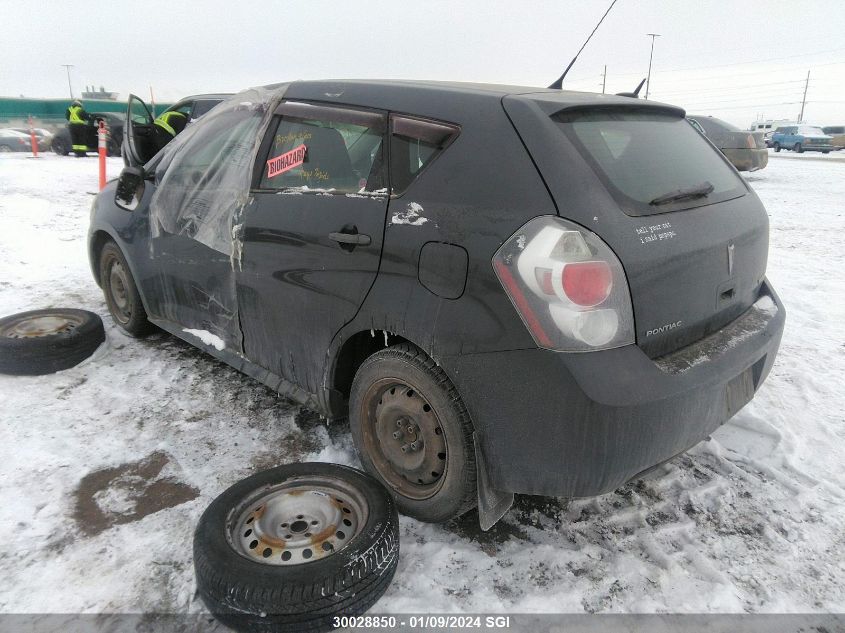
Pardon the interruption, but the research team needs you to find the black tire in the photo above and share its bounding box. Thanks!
[349,343,477,523]
[0,144,13,153]
[773,142,781,152]
[51,138,69,156]
[99,241,153,336]
[194,462,399,633]
[0,309,105,376]
[795,142,803,153]
[823,150,830,154]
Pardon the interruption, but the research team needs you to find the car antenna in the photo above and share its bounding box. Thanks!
[548,0,620,90]
[616,78,647,98]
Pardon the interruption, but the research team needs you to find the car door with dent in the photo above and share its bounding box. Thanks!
[237,101,389,395]
[144,102,268,352]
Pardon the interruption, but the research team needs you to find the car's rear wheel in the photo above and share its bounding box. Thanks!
[349,343,477,523]
[794,142,803,153]
[773,142,781,152]
[99,241,152,336]
[0,145,12,153]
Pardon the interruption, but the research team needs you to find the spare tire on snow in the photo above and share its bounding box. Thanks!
[0,309,105,376]
[194,462,400,633]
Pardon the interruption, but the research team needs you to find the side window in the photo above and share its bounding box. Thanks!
[259,102,386,194]
[191,99,219,120]
[390,115,459,195]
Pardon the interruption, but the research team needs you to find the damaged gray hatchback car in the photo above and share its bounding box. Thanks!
[89,80,784,529]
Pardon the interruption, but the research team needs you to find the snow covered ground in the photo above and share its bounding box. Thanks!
[0,151,843,618]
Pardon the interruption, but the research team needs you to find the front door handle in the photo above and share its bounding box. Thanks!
[329,232,371,246]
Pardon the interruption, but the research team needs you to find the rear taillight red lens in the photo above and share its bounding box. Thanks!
[494,216,635,352]
[562,261,612,306]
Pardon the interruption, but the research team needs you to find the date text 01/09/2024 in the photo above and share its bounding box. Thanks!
[332,615,512,629]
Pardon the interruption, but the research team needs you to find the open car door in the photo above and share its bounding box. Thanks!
[123,94,157,167]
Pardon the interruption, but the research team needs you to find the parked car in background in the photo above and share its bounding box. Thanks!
[0,128,33,152]
[688,115,768,171]
[10,127,52,152]
[771,125,834,153]
[90,80,785,529]
[51,112,123,156]
[822,125,845,150]
[122,93,230,166]
[749,119,794,147]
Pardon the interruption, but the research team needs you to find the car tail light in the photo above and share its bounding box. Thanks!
[493,216,635,351]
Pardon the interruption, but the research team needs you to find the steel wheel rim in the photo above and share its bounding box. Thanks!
[106,257,131,324]
[0,312,84,339]
[226,476,368,566]
[361,379,448,500]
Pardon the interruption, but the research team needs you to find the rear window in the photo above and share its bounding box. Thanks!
[554,108,746,216]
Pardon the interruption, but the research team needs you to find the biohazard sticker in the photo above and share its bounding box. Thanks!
[267,143,307,178]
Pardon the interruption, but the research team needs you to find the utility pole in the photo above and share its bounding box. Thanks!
[798,70,810,123]
[645,33,660,100]
[601,65,607,94]
[61,64,74,99]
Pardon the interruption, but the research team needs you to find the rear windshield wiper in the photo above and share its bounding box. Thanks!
[649,181,714,206]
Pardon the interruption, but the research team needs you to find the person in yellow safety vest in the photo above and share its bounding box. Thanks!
[152,110,188,155]
[65,100,93,157]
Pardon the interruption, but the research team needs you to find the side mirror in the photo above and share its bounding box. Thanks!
[115,166,145,211]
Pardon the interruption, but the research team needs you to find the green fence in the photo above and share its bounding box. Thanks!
[0,97,173,128]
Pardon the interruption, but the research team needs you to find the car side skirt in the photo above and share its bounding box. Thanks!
[150,317,326,415]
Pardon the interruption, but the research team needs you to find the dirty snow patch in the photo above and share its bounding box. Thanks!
[391,202,428,226]
[182,329,225,351]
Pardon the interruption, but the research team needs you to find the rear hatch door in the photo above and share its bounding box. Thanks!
[503,92,769,357]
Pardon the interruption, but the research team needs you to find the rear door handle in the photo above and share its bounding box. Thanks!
[329,232,371,246]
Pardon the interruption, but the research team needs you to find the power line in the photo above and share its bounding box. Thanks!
[652,79,807,97]
[604,46,845,77]
[565,59,845,87]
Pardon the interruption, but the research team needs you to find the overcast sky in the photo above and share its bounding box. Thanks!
[3,0,844,127]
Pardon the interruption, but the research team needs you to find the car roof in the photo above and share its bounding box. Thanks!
[265,79,684,116]
[173,93,232,103]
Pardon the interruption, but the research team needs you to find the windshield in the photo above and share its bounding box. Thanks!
[554,108,746,217]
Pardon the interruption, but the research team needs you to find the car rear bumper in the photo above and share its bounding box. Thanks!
[443,279,785,498]
[723,148,768,171]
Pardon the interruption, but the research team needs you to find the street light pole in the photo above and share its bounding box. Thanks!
[645,33,660,100]
[61,64,74,99]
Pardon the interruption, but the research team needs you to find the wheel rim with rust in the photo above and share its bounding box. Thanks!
[0,312,84,339]
[227,476,368,566]
[361,379,448,500]
[105,256,131,324]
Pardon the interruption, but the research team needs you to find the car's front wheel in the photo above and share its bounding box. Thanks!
[99,241,152,336]
[349,343,477,523]
[773,142,781,152]
[794,142,804,153]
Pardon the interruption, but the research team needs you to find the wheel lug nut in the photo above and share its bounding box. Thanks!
[401,443,410,453]
[393,430,403,439]
[410,440,423,451]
